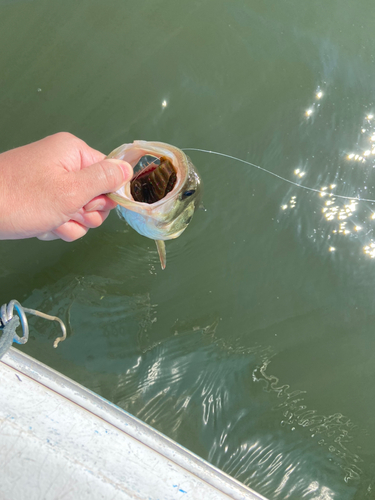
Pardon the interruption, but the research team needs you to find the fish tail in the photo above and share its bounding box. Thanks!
[155,240,166,270]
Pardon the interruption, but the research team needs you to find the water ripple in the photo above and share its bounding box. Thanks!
[112,328,365,499]
[21,274,374,499]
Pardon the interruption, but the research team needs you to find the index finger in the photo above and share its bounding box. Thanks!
[83,194,118,213]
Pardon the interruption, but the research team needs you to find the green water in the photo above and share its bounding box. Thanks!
[1,1,375,498]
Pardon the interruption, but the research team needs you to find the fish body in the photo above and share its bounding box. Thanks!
[107,141,201,268]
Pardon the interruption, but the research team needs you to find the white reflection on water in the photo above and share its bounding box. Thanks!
[186,94,375,265]
[304,87,325,119]
[363,242,375,258]
[295,169,306,178]
[278,95,375,259]
[254,359,363,486]
[305,482,334,500]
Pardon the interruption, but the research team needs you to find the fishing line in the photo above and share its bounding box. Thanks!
[182,148,375,204]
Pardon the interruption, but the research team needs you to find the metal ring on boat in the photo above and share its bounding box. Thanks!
[1,300,29,344]
[0,300,67,347]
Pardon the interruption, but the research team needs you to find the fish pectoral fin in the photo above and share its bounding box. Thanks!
[155,240,166,270]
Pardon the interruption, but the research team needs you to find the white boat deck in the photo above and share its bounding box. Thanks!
[0,348,267,500]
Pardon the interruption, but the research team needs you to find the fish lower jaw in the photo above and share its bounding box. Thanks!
[118,206,186,241]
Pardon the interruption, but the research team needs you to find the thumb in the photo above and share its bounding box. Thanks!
[72,158,133,205]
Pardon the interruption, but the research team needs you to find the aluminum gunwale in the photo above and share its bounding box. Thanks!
[2,347,267,500]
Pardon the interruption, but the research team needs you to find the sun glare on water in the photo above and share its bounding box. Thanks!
[281,87,375,258]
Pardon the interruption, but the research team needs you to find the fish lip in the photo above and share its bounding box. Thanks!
[108,140,191,209]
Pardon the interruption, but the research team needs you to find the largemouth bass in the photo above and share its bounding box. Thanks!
[107,141,201,269]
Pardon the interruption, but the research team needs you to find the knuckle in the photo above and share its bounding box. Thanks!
[53,131,75,142]
[50,132,86,150]
[47,132,74,146]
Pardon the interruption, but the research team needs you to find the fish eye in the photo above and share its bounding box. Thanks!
[182,189,195,199]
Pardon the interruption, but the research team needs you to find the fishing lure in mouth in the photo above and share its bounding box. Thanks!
[107,140,201,269]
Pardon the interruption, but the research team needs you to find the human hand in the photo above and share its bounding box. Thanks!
[0,132,133,241]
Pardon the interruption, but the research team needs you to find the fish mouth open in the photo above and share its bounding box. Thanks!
[130,156,177,204]
[106,140,201,269]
